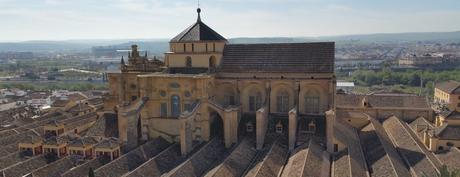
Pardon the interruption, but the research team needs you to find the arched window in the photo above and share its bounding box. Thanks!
[305,90,320,113]
[171,95,181,117]
[185,56,192,67]
[248,88,262,112]
[209,56,216,68]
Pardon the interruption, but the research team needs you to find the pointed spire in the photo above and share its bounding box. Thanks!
[197,8,201,22]
[121,56,125,65]
[144,51,148,58]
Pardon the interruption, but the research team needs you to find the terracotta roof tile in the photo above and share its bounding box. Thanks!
[436,81,460,94]
[219,42,334,73]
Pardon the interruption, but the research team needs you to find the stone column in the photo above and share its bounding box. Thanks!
[180,118,193,156]
[265,82,271,113]
[325,110,336,153]
[256,107,268,150]
[295,81,300,112]
[288,108,298,151]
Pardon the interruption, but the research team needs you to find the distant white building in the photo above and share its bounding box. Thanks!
[26,92,51,109]
[337,81,355,93]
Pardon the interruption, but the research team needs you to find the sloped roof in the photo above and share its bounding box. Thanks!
[440,110,460,120]
[95,138,119,149]
[68,136,98,147]
[170,8,226,42]
[218,42,335,73]
[21,134,43,144]
[336,94,430,109]
[434,124,460,140]
[436,81,460,94]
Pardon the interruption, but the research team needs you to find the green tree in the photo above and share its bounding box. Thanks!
[424,165,460,177]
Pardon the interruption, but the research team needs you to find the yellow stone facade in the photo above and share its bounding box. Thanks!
[105,8,335,154]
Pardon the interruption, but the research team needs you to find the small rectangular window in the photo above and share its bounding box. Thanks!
[184,103,191,112]
[160,103,167,117]
[213,43,216,52]
[183,44,186,52]
[334,144,338,152]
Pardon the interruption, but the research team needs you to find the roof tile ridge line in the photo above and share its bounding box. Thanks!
[198,22,226,40]
[125,143,179,177]
[2,154,45,171]
[352,126,370,177]
[346,148,353,177]
[299,139,313,177]
[330,148,336,177]
[179,22,200,42]
[60,157,98,176]
[30,156,70,175]
[320,150,331,177]
[382,116,418,177]
[219,137,251,174]
[368,118,399,176]
[383,117,429,177]
[169,137,219,175]
[399,119,443,171]
[94,141,146,173]
[252,137,281,176]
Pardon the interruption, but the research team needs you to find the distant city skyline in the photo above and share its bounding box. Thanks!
[1,0,460,41]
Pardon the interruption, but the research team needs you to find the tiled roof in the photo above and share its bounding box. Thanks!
[94,137,170,177]
[434,124,460,140]
[169,138,227,177]
[436,81,460,94]
[46,120,63,127]
[95,138,119,149]
[61,157,110,177]
[281,139,330,177]
[382,116,441,176]
[440,110,460,120]
[218,42,334,73]
[68,136,99,147]
[435,148,460,171]
[1,155,50,177]
[336,94,430,108]
[359,118,412,177]
[409,117,434,139]
[31,156,75,177]
[332,118,368,177]
[51,99,70,107]
[125,144,186,177]
[245,136,288,177]
[67,92,88,102]
[0,152,29,170]
[20,134,43,144]
[170,9,226,42]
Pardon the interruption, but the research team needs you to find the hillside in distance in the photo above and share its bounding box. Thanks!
[1,31,459,53]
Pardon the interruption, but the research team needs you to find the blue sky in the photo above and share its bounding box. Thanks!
[1,0,460,41]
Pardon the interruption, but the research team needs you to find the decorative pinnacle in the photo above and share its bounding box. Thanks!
[197,8,201,22]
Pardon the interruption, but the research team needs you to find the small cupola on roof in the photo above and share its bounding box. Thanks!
[170,8,227,42]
